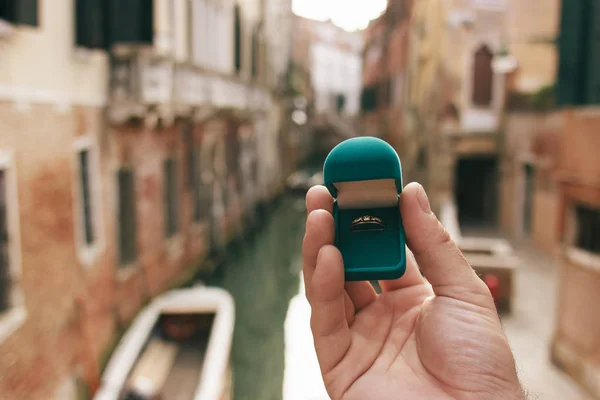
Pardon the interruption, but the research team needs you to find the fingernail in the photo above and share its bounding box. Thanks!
[417,184,432,214]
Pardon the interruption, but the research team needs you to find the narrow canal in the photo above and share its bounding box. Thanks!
[204,194,308,400]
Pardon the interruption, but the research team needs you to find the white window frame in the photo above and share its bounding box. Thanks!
[72,135,105,267]
[0,150,26,344]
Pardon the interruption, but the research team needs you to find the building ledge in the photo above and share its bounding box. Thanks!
[556,173,600,189]
[0,307,27,344]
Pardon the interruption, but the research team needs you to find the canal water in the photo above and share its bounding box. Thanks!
[205,194,309,400]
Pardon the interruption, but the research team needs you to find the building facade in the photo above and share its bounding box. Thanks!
[294,16,362,117]
[550,1,600,397]
[361,1,413,160]
[0,1,292,399]
[498,0,561,252]
[361,0,512,216]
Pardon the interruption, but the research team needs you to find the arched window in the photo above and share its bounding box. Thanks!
[472,45,494,106]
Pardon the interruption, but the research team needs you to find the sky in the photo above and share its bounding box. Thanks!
[292,0,388,31]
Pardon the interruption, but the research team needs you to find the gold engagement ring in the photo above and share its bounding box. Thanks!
[351,215,385,232]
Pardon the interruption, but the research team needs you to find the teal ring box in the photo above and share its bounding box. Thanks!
[323,137,407,281]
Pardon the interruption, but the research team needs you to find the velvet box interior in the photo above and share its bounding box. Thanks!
[324,137,406,281]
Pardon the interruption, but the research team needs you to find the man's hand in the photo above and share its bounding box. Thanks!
[302,183,526,400]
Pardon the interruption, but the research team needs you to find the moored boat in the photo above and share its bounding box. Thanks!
[93,285,235,400]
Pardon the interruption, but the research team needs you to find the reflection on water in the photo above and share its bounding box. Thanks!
[206,195,307,400]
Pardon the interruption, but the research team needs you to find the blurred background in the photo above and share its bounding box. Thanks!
[0,0,598,399]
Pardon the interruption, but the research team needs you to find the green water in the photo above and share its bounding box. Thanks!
[206,195,307,400]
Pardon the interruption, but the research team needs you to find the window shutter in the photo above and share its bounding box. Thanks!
[15,0,38,26]
[1,0,39,26]
[251,26,258,77]
[556,0,586,106]
[75,0,107,49]
[234,5,242,73]
[106,0,153,46]
[585,0,600,104]
[0,1,17,23]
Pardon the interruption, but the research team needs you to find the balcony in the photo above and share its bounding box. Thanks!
[109,54,273,124]
[460,107,500,134]
[108,52,174,124]
[174,65,210,111]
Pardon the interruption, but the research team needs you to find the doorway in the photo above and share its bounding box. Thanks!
[455,157,499,227]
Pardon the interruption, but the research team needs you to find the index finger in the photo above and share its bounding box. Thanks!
[306,185,333,214]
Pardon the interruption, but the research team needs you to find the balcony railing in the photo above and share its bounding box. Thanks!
[109,52,174,123]
[109,54,273,123]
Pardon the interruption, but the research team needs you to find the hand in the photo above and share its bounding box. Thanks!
[302,183,526,400]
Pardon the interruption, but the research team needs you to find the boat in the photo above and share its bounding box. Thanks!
[93,285,235,400]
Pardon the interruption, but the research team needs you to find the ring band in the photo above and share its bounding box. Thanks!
[351,215,385,232]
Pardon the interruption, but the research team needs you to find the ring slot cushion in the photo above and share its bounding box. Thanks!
[323,137,407,281]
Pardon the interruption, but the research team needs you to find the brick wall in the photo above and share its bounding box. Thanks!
[552,108,600,399]
[558,110,600,186]
[0,103,222,399]
[531,191,558,253]
[552,255,600,399]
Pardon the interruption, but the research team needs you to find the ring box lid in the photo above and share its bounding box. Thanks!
[324,137,403,201]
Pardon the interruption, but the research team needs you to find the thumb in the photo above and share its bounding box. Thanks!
[309,245,352,375]
[400,183,494,309]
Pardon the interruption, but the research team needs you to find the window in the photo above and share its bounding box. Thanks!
[184,121,195,190]
[78,150,95,245]
[0,151,26,343]
[417,148,428,170]
[164,159,179,237]
[75,0,106,49]
[74,137,104,265]
[0,170,11,313]
[360,85,378,112]
[557,0,600,105]
[117,168,137,266]
[105,0,154,47]
[0,0,38,26]
[335,94,346,113]
[183,122,203,222]
[575,205,600,254]
[251,25,259,78]
[234,4,242,73]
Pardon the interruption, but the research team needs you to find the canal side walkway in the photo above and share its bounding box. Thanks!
[282,242,592,400]
[284,272,329,400]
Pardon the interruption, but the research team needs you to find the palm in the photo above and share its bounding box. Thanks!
[303,184,524,400]
[336,285,517,400]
